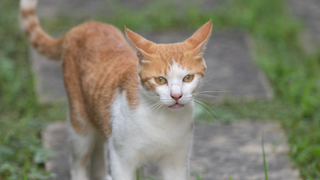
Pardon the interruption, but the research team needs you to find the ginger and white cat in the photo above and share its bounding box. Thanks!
[20,0,212,179]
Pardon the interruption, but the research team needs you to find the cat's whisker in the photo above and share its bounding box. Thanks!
[194,97,217,109]
[144,101,160,111]
[194,94,221,98]
[194,105,218,124]
[153,103,164,113]
[194,99,218,123]
[144,98,159,104]
[145,97,159,102]
[191,91,229,100]
[194,96,220,106]
[194,102,215,122]
[194,99,217,118]
[152,103,165,115]
[202,76,216,83]
[145,102,163,116]
[142,92,160,100]
[195,90,231,94]
[180,98,192,101]
[145,104,159,116]
[148,101,161,110]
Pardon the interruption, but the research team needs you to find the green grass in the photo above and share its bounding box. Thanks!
[0,1,66,179]
[1,0,320,179]
[262,133,268,180]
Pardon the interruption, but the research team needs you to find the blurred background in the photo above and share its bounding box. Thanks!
[1,0,320,179]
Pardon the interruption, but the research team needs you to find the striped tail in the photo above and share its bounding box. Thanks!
[20,0,64,60]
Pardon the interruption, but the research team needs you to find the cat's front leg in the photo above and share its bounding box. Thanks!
[160,143,192,180]
[108,139,136,180]
[160,156,190,180]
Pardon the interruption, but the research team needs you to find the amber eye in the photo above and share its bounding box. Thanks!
[183,74,194,82]
[155,76,167,85]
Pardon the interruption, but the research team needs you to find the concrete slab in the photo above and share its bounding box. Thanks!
[30,49,66,104]
[30,30,272,103]
[288,0,320,54]
[42,121,300,180]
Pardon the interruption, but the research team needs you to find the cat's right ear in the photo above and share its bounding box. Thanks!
[125,27,156,63]
[184,20,212,57]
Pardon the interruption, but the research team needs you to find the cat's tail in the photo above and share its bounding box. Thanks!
[20,0,64,60]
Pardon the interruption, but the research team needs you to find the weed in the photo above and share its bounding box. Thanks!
[262,133,268,180]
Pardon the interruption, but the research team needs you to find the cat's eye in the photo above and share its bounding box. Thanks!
[155,76,167,85]
[183,74,194,82]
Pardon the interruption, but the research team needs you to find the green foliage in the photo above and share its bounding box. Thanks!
[0,0,66,179]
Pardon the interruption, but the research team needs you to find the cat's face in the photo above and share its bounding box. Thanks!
[136,44,206,109]
[126,21,212,109]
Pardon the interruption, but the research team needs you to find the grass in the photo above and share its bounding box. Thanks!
[262,133,268,180]
[0,1,66,179]
[1,0,320,179]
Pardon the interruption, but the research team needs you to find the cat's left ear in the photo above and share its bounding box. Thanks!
[125,27,156,63]
[184,20,212,56]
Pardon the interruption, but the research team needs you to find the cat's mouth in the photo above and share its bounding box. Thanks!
[169,103,184,109]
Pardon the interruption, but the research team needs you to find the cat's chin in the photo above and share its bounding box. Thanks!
[169,103,184,109]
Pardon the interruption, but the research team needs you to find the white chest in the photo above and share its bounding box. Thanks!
[110,93,194,162]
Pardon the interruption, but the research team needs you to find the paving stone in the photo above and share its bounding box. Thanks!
[42,121,300,180]
[30,48,66,104]
[288,0,320,53]
[31,30,272,103]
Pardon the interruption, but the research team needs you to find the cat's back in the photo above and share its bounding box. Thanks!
[62,20,137,83]
[62,21,139,134]
[63,21,134,57]
[62,20,138,90]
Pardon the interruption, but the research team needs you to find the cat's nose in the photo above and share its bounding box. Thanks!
[171,84,182,102]
[171,94,182,102]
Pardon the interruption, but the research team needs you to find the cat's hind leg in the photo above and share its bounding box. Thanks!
[67,112,95,180]
[108,137,137,180]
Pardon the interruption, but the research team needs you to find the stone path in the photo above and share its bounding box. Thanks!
[288,0,320,54]
[43,121,299,180]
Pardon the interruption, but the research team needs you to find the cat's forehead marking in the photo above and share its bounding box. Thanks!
[166,59,189,79]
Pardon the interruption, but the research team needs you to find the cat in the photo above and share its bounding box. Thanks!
[20,0,212,179]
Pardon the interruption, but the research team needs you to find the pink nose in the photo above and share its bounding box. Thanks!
[171,94,182,102]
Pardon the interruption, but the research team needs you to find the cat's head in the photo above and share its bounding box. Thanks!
[125,20,212,109]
